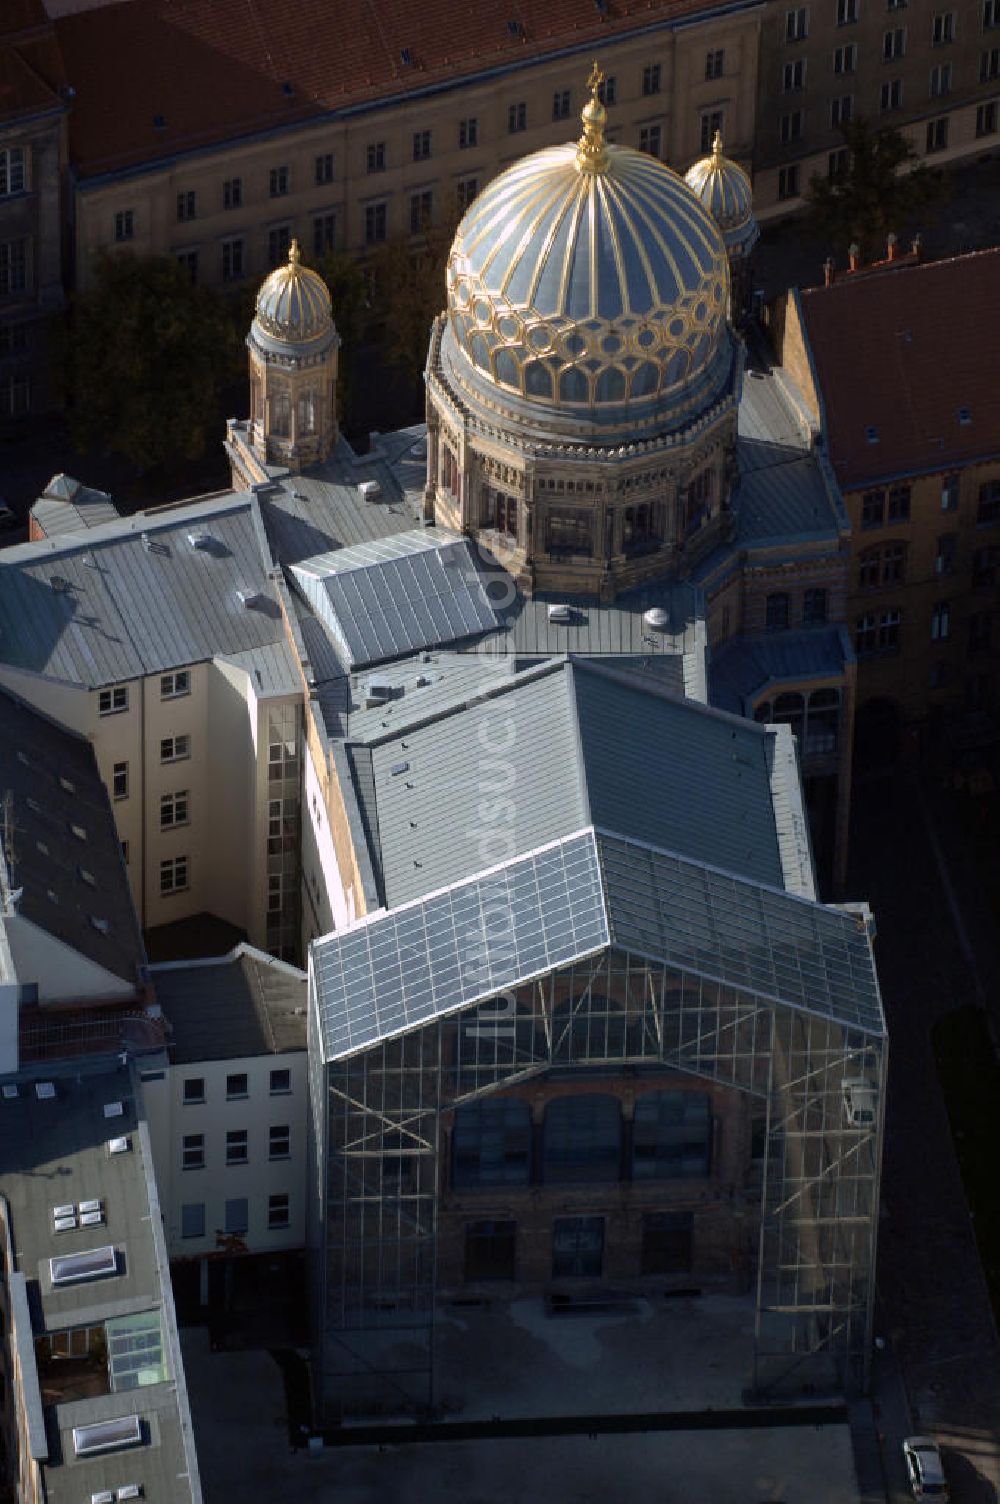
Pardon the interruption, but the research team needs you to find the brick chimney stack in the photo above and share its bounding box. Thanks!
[912,233,923,261]
[848,242,861,273]
[887,232,898,261]
[824,257,835,287]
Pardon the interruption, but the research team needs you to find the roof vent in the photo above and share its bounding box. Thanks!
[92,1492,115,1504]
[415,674,430,687]
[643,606,671,630]
[959,406,972,425]
[141,532,152,550]
[390,760,411,777]
[187,531,211,550]
[103,1100,124,1119]
[35,1081,56,1100]
[108,1135,131,1155]
[1,1084,18,1100]
[236,588,266,609]
[50,574,70,592]
[83,553,97,569]
[365,675,393,706]
[72,1413,142,1457]
[357,479,381,502]
[60,776,75,793]
[547,603,573,624]
[117,1488,143,1502]
[91,916,110,934]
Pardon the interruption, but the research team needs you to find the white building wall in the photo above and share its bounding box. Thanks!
[142,1048,308,1258]
[301,747,345,947]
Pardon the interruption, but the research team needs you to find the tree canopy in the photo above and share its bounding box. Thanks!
[367,195,460,384]
[805,118,944,262]
[62,252,244,473]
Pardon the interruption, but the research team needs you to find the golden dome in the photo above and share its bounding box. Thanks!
[684,133,758,252]
[444,68,730,413]
[253,239,333,345]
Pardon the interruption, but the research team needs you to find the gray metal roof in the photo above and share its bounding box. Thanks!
[0,685,145,985]
[150,944,307,1062]
[215,638,302,699]
[317,650,516,742]
[730,371,845,547]
[314,828,609,1061]
[30,474,120,539]
[710,625,852,716]
[0,495,285,689]
[291,530,502,670]
[0,1064,201,1501]
[596,830,883,1034]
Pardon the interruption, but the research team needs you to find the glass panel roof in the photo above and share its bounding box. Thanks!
[106,1309,168,1391]
[314,830,609,1061]
[597,831,884,1035]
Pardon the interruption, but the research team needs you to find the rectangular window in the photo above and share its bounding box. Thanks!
[0,147,26,198]
[176,190,196,222]
[598,75,617,106]
[834,41,857,70]
[226,1129,248,1166]
[315,152,334,184]
[861,488,886,527]
[881,78,903,109]
[552,1215,604,1278]
[887,483,911,521]
[409,190,433,234]
[981,47,1000,78]
[936,532,957,575]
[458,117,478,149]
[224,1198,248,1235]
[221,237,244,281]
[784,57,806,89]
[803,587,828,625]
[831,94,854,126]
[160,790,189,829]
[987,0,1000,26]
[313,212,335,257]
[879,608,901,651]
[114,210,134,243]
[270,1067,291,1095]
[268,1193,290,1230]
[412,129,431,162]
[855,612,877,654]
[642,62,662,95]
[0,237,27,297]
[942,472,960,510]
[176,249,198,285]
[932,10,956,41]
[226,1072,248,1099]
[160,669,190,699]
[639,124,662,157]
[269,165,289,196]
[160,733,191,763]
[267,874,282,913]
[268,224,291,268]
[931,601,951,640]
[977,100,999,135]
[223,176,242,210]
[98,686,128,716]
[883,24,907,55]
[978,479,1000,523]
[507,101,527,133]
[926,115,950,151]
[706,48,725,79]
[829,147,850,177]
[780,109,804,142]
[160,856,189,895]
[456,177,479,212]
[786,5,809,38]
[183,1077,205,1105]
[701,110,725,152]
[181,1203,205,1239]
[930,61,953,95]
[366,141,386,174]
[112,761,128,800]
[365,202,387,245]
[552,89,571,121]
[269,1124,290,1159]
[182,1133,204,1170]
[837,0,858,21]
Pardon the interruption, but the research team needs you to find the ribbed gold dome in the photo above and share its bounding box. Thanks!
[444,67,729,412]
[253,240,332,345]
[684,133,757,250]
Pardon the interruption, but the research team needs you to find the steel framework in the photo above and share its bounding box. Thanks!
[310,945,885,1421]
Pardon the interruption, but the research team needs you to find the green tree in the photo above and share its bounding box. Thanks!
[805,118,944,261]
[368,195,459,384]
[61,251,244,472]
[310,248,369,430]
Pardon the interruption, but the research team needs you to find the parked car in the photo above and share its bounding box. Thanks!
[903,1436,949,1499]
[0,500,17,530]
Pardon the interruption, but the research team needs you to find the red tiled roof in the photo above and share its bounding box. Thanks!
[798,248,1000,491]
[0,0,66,120]
[55,0,739,177]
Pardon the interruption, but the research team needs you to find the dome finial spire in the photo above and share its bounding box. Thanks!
[576,59,608,174]
[288,237,301,267]
[711,130,724,161]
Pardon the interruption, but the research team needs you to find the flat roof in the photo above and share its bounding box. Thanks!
[0,1063,201,1501]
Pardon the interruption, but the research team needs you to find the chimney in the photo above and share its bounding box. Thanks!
[886,232,898,261]
[848,242,861,273]
[824,257,835,287]
[911,233,923,261]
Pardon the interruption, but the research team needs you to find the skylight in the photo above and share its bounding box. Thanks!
[50,1245,118,1287]
[72,1414,143,1457]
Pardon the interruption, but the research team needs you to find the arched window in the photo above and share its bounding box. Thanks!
[632,1090,711,1180]
[453,1099,531,1188]
[297,390,316,435]
[559,367,589,404]
[543,1095,621,1183]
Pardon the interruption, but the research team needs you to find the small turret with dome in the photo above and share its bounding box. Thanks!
[425,64,743,599]
[684,132,759,325]
[246,240,340,472]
